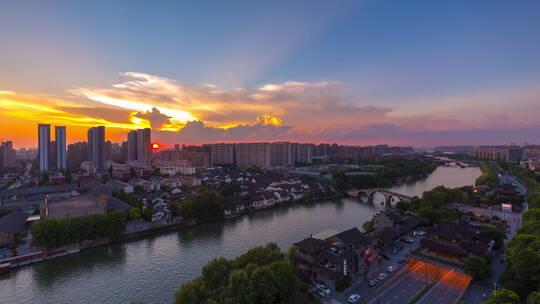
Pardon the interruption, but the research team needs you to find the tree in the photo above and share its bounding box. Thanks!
[506,234,540,293]
[219,182,241,196]
[480,225,507,249]
[396,201,410,212]
[192,191,224,219]
[250,266,277,304]
[143,204,154,222]
[129,208,141,220]
[31,211,127,247]
[173,243,303,304]
[222,269,254,304]
[177,199,195,219]
[267,261,304,303]
[528,292,540,304]
[286,245,298,263]
[174,278,208,304]
[463,255,491,280]
[362,220,374,232]
[483,289,519,304]
[0,208,12,217]
[233,243,285,269]
[201,258,233,298]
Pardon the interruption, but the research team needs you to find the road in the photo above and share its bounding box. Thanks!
[367,261,443,304]
[417,270,471,304]
[332,234,425,303]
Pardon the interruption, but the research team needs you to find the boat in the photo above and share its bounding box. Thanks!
[1,251,47,268]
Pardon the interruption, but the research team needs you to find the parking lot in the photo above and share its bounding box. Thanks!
[318,230,427,304]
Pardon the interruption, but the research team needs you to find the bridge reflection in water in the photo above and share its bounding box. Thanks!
[346,188,412,207]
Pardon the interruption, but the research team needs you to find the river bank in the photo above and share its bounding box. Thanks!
[0,166,481,304]
[0,192,346,274]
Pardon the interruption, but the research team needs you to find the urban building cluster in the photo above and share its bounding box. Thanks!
[2,124,416,176]
[0,141,16,169]
[436,144,540,164]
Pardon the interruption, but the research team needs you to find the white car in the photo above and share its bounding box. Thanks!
[348,294,361,303]
[415,230,427,236]
[387,265,396,273]
[377,273,387,280]
[317,284,331,295]
[368,280,377,286]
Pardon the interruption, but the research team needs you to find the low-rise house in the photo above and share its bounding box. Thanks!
[151,177,180,190]
[274,190,291,203]
[223,196,242,215]
[372,210,420,237]
[113,170,130,180]
[291,191,304,200]
[72,173,90,181]
[49,173,66,184]
[417,223,490,263]
[106,180,134,193]
[40,194,107,219]
[175,176,202,187]
[293,229,368,282]
[373,226,399,252]
[105,196,133,213]
[131,179,160,192]
[0,183,78,202]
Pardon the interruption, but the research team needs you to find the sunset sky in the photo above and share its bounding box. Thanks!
[1,0,540,148]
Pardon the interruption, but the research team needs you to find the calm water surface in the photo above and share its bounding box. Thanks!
[0,166,480,304]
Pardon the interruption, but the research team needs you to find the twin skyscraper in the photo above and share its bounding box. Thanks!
[38,124,107,172]
[38,124,66,172]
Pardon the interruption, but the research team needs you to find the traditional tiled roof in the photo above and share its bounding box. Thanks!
[0,211,28,234]
[329,228,373,246]
[421,238,467,255]
[294,237,325,254]
[107,196,132,212]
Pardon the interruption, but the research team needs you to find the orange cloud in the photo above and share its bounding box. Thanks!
[2,72,540,147]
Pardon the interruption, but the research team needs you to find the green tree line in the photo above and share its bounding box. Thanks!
[32,211,127,247]
[495,161,540,303]
[476,161,500,188]
[176,189,224,220]
[332,158,437,190]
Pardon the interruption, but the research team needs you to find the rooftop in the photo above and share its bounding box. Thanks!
[47,194,104,216]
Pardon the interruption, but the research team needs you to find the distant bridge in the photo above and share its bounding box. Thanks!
[346,188,412,206]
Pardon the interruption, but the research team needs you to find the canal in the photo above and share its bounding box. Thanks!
[0,166,481,304]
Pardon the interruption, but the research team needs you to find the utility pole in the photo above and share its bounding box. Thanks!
[425,262,428,286]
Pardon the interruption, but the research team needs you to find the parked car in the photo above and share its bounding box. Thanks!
[387,265,397,273]
[369,280,377,287]
[377,273,387,280]
[398,259,407,265]
[415,230,427,236]
[348,294,361,303]
[401,237,414,243]
[317,284,331,295]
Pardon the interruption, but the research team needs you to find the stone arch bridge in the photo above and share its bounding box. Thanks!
[346,188,412,206]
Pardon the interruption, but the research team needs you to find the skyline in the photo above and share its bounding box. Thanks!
[2,1,540,148]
